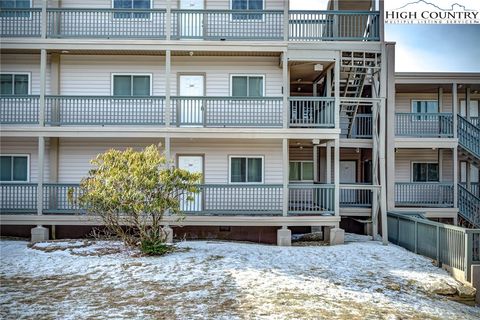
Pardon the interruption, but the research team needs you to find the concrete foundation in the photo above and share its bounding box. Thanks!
[163,225,173,244]
[277,227,292,246]
[31,226,49,243]
[329,228,345,245]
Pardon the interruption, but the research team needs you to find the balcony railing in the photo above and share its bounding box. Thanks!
[340,114,372,138]
[0,8,42,37]
[289,97,335,128]
[395,182,454,208]
[395,113,453,137]
[47,8,167,39]
[340,185,373,207]
[1,8,380,41]
[288,184,335,215]
[0,95,39,124]
[458,115,480,159]
[171,96,283,127]
[0,183,37,213]
[289,10,380,41]
[458,184,480,228]
[171,10,284,40]
[460,182,479,198]
[44,96,165,125]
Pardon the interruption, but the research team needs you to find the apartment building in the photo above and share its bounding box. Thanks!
[1,0,476,245]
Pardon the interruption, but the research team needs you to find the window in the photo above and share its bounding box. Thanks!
[0,73,29,95]
[231,75,264,97]
[231,0,263,20]
[230,156,263,183]
[0,155,29,182]
[412,100,438,120]
[0,0,31,18]
[289,161,313,181]
[112,74,151,96]
[412,162,439,182]
[113,0,151,19]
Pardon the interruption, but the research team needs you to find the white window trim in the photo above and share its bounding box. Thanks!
[0,0,33,20]
[230,0,265,22]
[228,155,264,184]
[289,160,314,182]
[0,72,31,95]
[411,161,439,183]
[0,154,30,183]
[229,74,266,97]
[411,99,439,113]
[111,0,152,21]
[111,73,153,96]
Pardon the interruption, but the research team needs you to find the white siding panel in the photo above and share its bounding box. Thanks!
[0,137,50,183]
[0,54,51,95]
[171,56,282,96]
[60,0,167,9]
[395,149,453,182]
[396,93,453,113]
[60,55,166,95]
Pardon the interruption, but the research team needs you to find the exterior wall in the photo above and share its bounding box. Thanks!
[0,54,51,95]
[0,137,50,183]
[57,138,283,184]
[396,93,480,113]
[56,1,284,10]
[395,149,453,183]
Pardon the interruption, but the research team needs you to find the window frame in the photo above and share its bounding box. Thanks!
[111,0,152,20]
[289,160,314,182]
[111,73,153,96]
[411,161,439,183]
[230,0,265,21]
[0,154,30,183]
[229,74,265,97]
[228,155,264,184]
[0,0,32,19]
[411,100,439,121]
[0,72,31,95]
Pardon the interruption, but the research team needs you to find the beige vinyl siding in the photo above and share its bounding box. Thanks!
[171,56,282,96]
[0,54,51,95]
[0,137,50,183]
[60,55,166,95]
[57,138,283,184]
[394,93,480,113]
[395,149,453,183]
[60,0,167,9]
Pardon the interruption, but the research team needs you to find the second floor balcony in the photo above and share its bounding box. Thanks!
[0,95,339,129]
[0,8,380,42]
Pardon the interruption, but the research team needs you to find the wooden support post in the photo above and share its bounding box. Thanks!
[166,0,171,41]
[313,145,318,182]
[334,138,340,217]
[41,0,47,38]
[334,53,341,130]
[326,142,332,184]
[165,50,171,126]
[282,51,289,129]
[453,83,458,210]
[165,136,171,167]
[283,0,289,41]
[282,138,289,217]
[385,43,396,211]
[466,87,471,121]
[39,49,47,127]
[37,136,45,216]
[438,87,443,112]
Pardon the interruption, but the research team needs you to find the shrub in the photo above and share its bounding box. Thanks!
[76,144,201,255]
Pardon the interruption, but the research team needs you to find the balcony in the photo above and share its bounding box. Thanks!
[1,8,380,41]
[1,95,344,129]
[1,183,337,217]
[395,113,453,137]
[340,114,372,138]
[395,182,454,208]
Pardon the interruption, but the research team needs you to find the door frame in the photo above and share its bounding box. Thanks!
[340,160,357,184]
[177,0,206,9]
[177,73,206,126]
[176,154,205,211]
[177,0,206,38]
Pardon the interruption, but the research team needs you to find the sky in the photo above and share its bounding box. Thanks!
[289,0,480,72]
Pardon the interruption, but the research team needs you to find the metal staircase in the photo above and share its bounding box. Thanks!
[457,115,480,228]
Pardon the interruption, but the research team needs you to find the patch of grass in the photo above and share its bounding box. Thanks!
[140,239,175,256]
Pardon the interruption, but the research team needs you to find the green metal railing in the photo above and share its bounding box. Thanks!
[0,183,37,213]
[458,115,480,159]
[289,97,335,128]
[1,8,380,41]
[0,8,42,37]
[47,8,167,39]
[171,9,284,40]
[44,96,165,125]
[171,96,283,127]
[0,95,40,124]
[288,184,335,215]
[388,212,480,282]
[458,184,480,228]
[395,113,453,137]
[395,182,454,207]
[288,10,380,41]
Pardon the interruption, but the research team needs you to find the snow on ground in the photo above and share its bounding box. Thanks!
[0,236,479,320]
